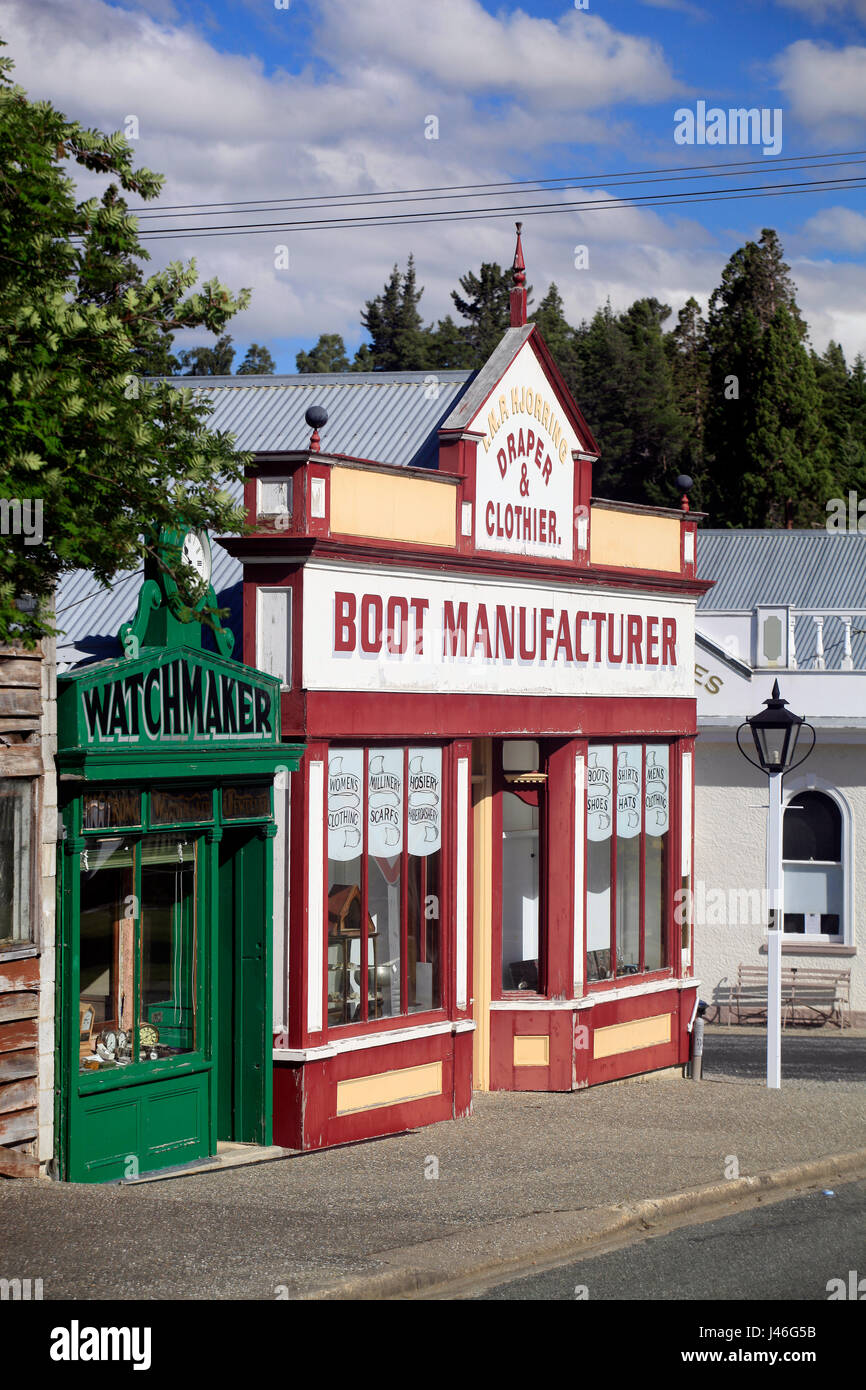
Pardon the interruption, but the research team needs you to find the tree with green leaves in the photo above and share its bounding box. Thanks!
[177,333,236,375]
[236,342,276,375]
[0,45,250,644]
[296,333,352,373]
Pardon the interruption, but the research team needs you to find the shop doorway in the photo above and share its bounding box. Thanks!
[217,830,270,1146]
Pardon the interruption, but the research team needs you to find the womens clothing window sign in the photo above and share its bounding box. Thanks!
[328,750,363,861]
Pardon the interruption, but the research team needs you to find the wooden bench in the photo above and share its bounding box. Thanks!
[733,964,851,1029]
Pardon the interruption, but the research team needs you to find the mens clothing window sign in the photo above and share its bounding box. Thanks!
[645,745,670,836]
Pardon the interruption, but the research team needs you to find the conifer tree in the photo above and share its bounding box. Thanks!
[296,333,352,373]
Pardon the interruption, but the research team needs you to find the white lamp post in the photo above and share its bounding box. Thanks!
[736,681,814,1089]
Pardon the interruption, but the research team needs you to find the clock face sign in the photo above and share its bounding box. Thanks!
[181,529,211,587]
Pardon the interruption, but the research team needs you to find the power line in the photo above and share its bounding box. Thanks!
[129,148,866,217]
[128,173,866,240]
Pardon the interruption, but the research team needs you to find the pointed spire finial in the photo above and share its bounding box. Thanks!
[510,221,527,327]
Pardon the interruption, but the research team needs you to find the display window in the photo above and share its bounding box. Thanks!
[586,742,672,983]
[496,740,545,995]
[78,831,198,1072]
[326,746,444,1028]
[0,778,35,949]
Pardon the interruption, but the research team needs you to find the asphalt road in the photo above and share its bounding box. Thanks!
[474,1178,866,1301]
[702,1031,866,1082]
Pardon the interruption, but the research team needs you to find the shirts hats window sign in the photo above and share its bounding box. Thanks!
[617,745,642,838]
[408,747,442,857]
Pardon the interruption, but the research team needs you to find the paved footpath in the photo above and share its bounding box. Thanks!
[2,1065,865,1300]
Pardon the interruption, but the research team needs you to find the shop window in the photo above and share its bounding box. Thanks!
[586,743,671,983]
[782,790,844,940]
[501,792,540,990]
[79,833,198,1071]
[0,779,35,949]
[327,747,443,1028]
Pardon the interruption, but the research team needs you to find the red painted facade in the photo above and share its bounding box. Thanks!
[222,285,707,1151]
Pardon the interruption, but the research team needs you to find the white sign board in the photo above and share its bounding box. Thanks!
[469,342,581,562]
[303,561,694,699]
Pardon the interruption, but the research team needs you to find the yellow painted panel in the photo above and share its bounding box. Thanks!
[335,1060,443,1116]
[513,1035,549,1068]
[593,1013,671,1060]
[330,467,456,548]
[590,507,681,573]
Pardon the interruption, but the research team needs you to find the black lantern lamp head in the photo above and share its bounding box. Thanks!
[736,680,815,776]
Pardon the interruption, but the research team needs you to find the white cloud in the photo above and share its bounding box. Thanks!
[2,0,865,366]
[774,40,866,141]
[775,0,866,19]
[801,206,866,252]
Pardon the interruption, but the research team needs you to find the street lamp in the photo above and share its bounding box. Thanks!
[736,681,815,1089]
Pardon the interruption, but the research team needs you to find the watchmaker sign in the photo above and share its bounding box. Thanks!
[59,650,280,749]
[469,342,581,562]
[303,561,695,700]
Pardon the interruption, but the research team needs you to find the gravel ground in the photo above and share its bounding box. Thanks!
[2,1069,865,1300]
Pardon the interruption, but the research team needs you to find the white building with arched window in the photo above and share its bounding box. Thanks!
[694,530,866,1026]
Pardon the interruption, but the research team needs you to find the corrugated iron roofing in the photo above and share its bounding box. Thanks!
[172,371,475,469]
[697,529,866,611]
[55,372,475,666]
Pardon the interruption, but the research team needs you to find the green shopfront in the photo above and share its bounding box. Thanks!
[56,620,303,1183]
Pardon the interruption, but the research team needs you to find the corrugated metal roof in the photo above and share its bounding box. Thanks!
[697,530,866,610]
[55,372,475,667]
[172,371,475,469]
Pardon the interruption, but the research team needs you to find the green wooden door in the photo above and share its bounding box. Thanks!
[217,830,271,1145]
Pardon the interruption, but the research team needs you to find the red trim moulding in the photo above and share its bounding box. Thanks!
[223,537,711,598]
[292,693,697,741]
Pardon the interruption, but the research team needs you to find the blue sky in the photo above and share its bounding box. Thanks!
[4,0,866,369]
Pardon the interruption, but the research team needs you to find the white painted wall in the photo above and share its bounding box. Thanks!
[694,739,866,1022]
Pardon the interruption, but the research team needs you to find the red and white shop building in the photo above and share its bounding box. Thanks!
[220,234,707,1149]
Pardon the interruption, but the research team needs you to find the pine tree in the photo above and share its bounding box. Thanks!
[531,283,576,383]
[742,308,833,527]
[361,256,430,370]
[425,315,475,369]
[705,230,813,524]
[668,297,709,489]
[451,262,516,363]
[236,343,276,375]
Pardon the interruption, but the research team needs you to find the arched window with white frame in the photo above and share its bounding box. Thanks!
[782,787,849,943]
